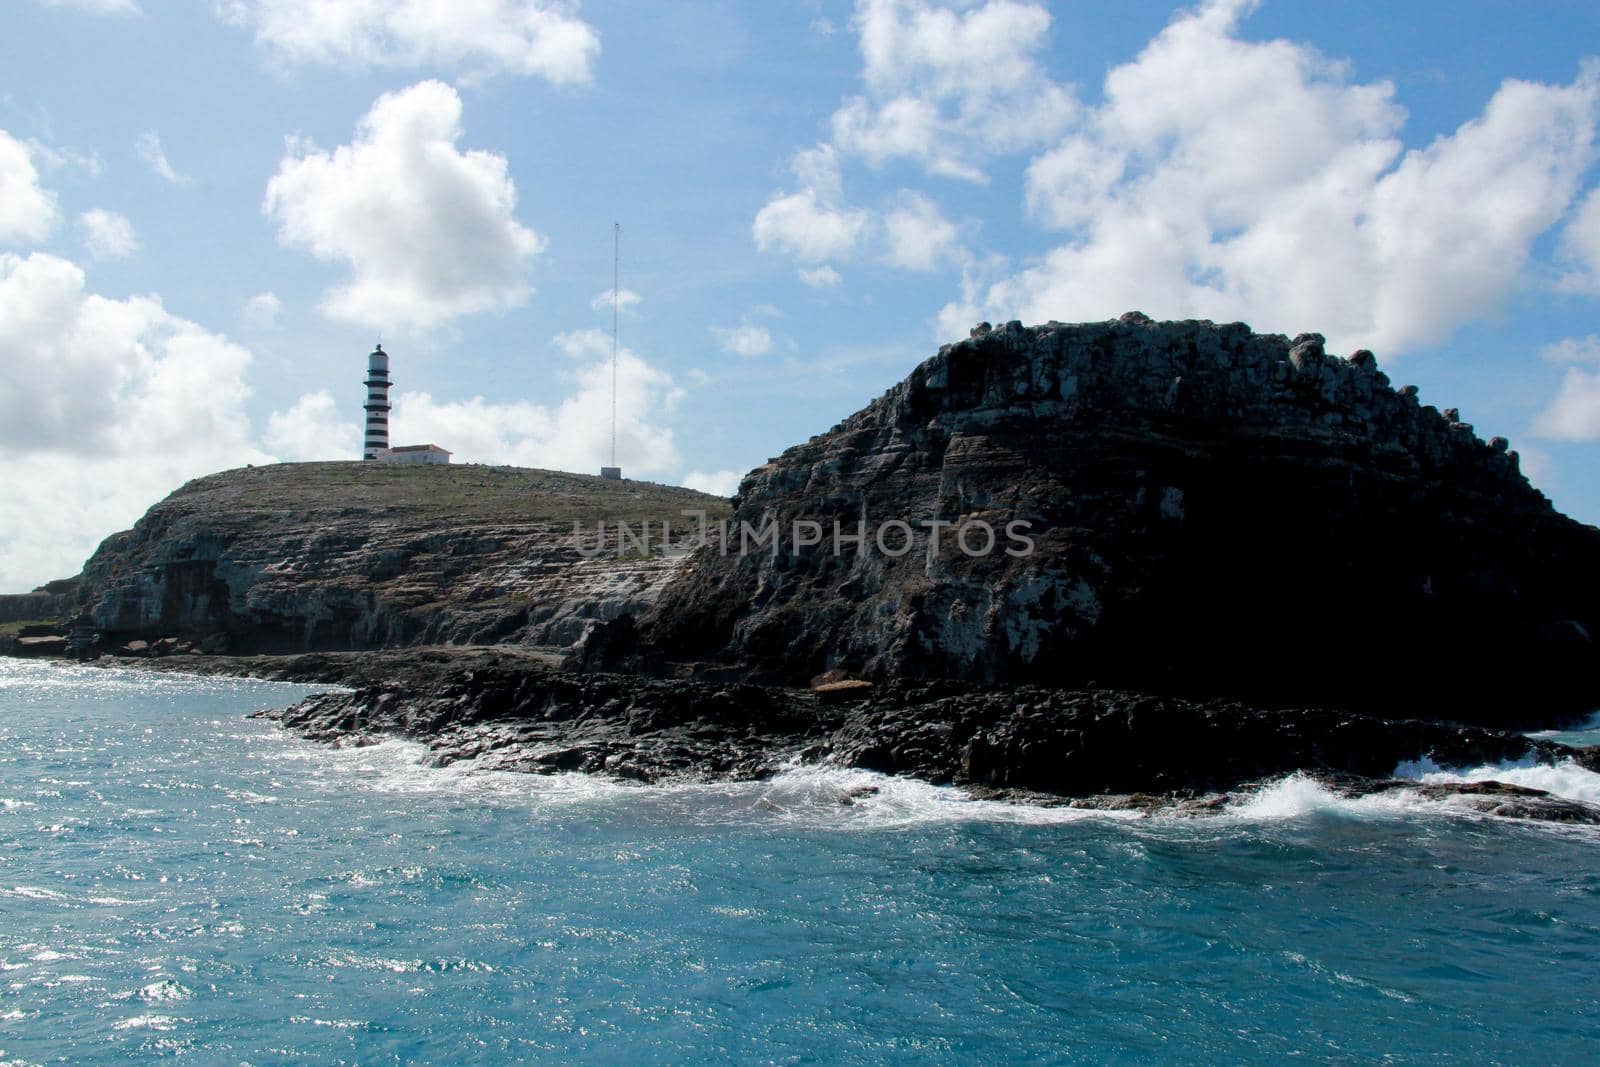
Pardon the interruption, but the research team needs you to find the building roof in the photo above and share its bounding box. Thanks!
[385,444,452,454]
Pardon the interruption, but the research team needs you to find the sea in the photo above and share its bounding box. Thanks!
[1,658,1598,1064]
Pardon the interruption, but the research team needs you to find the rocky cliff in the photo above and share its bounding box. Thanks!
[73,463,731,655]
[631,315,1600,723]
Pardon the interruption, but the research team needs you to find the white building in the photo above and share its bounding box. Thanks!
[374,444,452,466]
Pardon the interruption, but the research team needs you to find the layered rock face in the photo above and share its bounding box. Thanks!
[75,463,730,654]
[639,315,1600,722]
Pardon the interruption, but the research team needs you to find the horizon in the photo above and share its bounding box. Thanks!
[3,0,1600,591]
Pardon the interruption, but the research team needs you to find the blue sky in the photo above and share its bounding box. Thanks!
[1,0,1598,591]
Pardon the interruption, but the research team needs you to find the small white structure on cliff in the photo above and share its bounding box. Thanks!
[360,344,450,464]
[374,444,451,465]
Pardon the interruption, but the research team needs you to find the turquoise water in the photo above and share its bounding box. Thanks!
[2,660,1599,1064]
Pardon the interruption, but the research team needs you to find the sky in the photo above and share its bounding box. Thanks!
[2,0,1599,592]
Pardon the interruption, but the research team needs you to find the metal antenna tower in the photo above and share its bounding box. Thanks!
[600,224,622,480]
[611,222,619,469]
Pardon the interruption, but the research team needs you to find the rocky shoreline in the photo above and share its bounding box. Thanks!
[92,648,1600,824]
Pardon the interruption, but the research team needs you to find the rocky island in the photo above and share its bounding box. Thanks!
[7,315,1600,819]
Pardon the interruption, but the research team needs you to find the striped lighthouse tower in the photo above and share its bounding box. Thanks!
[363,344,391,460]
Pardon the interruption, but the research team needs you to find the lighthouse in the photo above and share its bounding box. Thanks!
[363,344,391,460]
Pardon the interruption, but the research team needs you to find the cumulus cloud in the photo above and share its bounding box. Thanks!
[798,265,842,288]
[753,145,870,264]
[1532,368,1600,442]
[242,291,282,329]
[24,138,102,179]
[882,190,961,270]
[1542,335,1600,364]
[590,287,640,312]
[712,323,774,359]
[79,209,138,260]
[219,0,600,84]
[135,131,187,185]
[1560,186,1600,292]
[0,252,271,590]
[264,389,360,460]
[832,0,1074,181]
[681,469,742,497]
[386,328,683,475]
[945,1,1600,355]
[755,3,1051,276]
[0,130,59,245]
[1532,334,1600,442]
[264,80,545,332]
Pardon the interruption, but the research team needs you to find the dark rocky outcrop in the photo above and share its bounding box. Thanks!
[629,316,1600,725]
[230,650,1600,821]
[67,462,730,655]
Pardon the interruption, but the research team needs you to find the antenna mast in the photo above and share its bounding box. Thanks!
[599,223,623,481]
[611,222,619,469]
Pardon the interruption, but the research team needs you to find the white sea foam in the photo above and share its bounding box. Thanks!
[7,887,67,902]
[278,737,1134,827]
[1220,755,1600,826]
[112,1013,182,1031]
[739,765,1136,829]
[283,737,643,807]
[257,704,1600,832]
[1223,773,1428,821]
[1393,756,1600,807]
[138,979,191,1003]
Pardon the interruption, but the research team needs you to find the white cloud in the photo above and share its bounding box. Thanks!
[1560,186,1600,292]
[24,138,102,179]
[389,328,682,475]
[136,131,188,185]
[1542,334,1600,364]
[36,0,139,12]
[753,145,870,263]
[590,287,640,312]
[242,291,282,329]
[949,1,1600,355]
[712,323,774,359]
[219,0,600,84]
[0,252,271,590]
[1531,333,1600,442]
[681,469,741,497]
[756,3,1036,276]
[0,130,59,245]
[798,265,842,288]
[832,0,1074,181]
[264,80,545,332]
[79,209,138,261]
[881,190,960,270]
[264,389,360,460]
[1516,445,1557,491]
[1532,368,1600,442]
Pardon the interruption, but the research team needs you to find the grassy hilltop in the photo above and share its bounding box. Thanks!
[158,461,735,528]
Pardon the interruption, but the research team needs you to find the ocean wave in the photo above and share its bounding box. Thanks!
[1394,755,1600,807]
[1223,773,1430,821]
[264,718,1600,833]
[741,765,1135,829]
